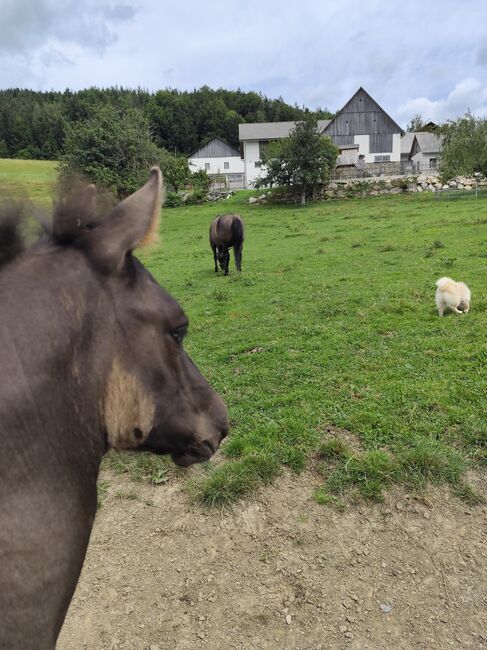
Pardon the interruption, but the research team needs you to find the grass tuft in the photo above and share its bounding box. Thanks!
[96,479,110,510]
[188,454,281,507]
[317,437,351,461]
[103,451,174,485]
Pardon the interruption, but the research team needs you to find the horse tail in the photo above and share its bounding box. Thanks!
[231,216,244,244]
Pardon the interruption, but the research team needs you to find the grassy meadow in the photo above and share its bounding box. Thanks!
[0,158,58,204]
[2,159,486,505]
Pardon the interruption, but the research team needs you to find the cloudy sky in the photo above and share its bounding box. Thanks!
[1,0,486,127]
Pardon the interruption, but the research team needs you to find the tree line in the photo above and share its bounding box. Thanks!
[0,86,333,161]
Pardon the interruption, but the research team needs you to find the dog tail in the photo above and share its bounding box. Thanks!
[436,277,453,290]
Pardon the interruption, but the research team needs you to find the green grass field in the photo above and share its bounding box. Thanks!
[0,158,58,204]
[2,159,486,505]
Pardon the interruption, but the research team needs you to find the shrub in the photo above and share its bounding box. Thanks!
[59,105,165,198]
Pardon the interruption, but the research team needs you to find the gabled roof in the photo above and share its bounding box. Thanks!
[317,119,332,132]
[188,136,240,159]
[323,87,404,136]
[412,132,442,153]
[239,119,332,141]
[239,121,295,141]
[401,132,416,155]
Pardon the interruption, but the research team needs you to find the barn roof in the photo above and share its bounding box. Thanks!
[402,132,442,157]
[188,137,240,159]
[401,132,416,155]
[239,119,332,141]
[413,132,442,153]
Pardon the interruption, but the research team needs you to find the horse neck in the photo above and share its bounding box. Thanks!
[0,247,108,479]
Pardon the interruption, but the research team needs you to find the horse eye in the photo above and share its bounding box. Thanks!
[170,325,187,344]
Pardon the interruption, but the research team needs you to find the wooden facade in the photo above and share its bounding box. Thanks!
[323,88,402,153]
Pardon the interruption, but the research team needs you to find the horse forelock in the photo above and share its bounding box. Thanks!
[0,202,28,269]
[0,181,118,274]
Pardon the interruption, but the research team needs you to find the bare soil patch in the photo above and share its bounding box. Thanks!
[58,470,487,650]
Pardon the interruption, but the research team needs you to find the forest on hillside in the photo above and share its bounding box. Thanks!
[0,86,333,161]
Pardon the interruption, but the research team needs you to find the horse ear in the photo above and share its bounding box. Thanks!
[89,167,163,271]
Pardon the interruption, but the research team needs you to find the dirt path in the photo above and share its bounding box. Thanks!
[58,471,487,650]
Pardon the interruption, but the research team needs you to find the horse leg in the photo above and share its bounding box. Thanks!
[211,243,218,272]
[234,243,243,272]
[224,248,230,276]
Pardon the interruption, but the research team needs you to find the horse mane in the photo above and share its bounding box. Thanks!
[0,179,117,271]
[0,202,26,269]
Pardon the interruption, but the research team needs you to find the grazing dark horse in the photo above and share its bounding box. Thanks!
[209,213,244,275]
[0,168,228,649]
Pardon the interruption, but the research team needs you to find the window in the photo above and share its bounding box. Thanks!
[205,163,210,171]
[255,161,261,168]
[429,158,437,169]
[224,162,229,170]
[374,155,390,162]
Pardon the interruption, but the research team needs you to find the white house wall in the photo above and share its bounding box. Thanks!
[391,133,401,162]
[188,155,244,175]
[353,135,370,159]
[243,141,265,188]
[353,133,401,162]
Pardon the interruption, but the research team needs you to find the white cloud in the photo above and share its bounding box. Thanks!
[0,0,486,125]
[397,78,487,124]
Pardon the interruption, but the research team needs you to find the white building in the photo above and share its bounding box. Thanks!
[401,131,442,171]
[410,133,442,170]
[187,137,245,189]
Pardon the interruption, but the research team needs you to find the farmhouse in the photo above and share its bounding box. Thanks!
[410,132,442,170]
[187,137,245,189]
[239,87,404,188]
[188,90,443,190]
[400,130,442,170]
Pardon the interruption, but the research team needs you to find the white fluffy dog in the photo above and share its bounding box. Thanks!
[435,277,471,316]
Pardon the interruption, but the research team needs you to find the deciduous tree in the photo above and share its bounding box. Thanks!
[59,105,164,197]
[255,115,339,205]
[440,111,487,180]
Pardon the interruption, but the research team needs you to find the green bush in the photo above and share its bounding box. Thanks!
[164,191,184,208]
[59,104,165,198]
[440,112,487,180]
[191,168,211,192]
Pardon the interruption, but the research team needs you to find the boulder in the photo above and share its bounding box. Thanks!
[248,197,258,204]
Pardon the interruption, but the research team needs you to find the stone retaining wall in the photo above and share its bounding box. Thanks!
[248,174,487,204]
